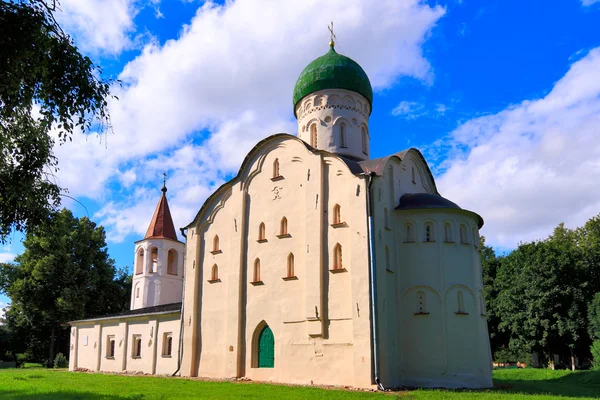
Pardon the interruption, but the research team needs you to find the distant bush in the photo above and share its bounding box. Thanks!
[591,340,600,371]
[53,353,68,369]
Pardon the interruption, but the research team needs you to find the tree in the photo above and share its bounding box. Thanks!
[0,209,130,364]
[0,0,113,242]
[589,293,600,341]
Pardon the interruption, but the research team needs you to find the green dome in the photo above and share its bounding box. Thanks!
[293,45,373,115]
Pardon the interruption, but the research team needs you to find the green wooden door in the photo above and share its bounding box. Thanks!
[258,325,274,368]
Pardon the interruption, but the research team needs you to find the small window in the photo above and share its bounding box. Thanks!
[211,264,219,281]
[310,124,317,147]
[473,227,479,248]
[132,335,142,358]
[460,225,469,244]
[213,235,220,252]
[361,126,368,154]
[340,123,347,147]
[106,336,115,358]
[333,243,343,270]
[150,247,158,273]
[162,333,173,357]
[167,249,178,275]
[385,246,391,272]
[136,287,140,298]
[332,204,342,225]
[457,291,465,313]
[135,249,144,275]
[424,223,434,242]
[416,291,427,314]
[287,253,295,278]
[480,293,486,315]
[405,223,414,242]
[384,208,389,229]
[411,166,416,184]
[273,158,280,178]
[258,223,266,241]
[280,217,288,235]
[444,223,452,242]
[253,258,261,283]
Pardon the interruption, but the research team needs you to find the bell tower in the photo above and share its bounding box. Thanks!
[130,183,184,310]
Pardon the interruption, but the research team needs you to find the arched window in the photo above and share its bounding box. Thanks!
[444,223,452,242]
[213,235,220,252]
[457,291,465,314]
[333,204,341,225]
[333,243,343,270]
[425,223,434,242]
[385,246,391,271]
[405,223,414,242]
[473,226,479,247]
[417,291,427,314]
[280,217,288,236]
[411,166,416,184]
[460,225,469,244]
[253,258,261,283]
[211,264,219,281]
[384,208,389,229]
[258,222,266,241]
[167,249,178,275]
[150,247,158,273]
[340,123,347,147]
[135,284,140,298]
[310,124,317,147]
[287,253,294,278]
[273,158,280,178]
[361,126,368,154]
[135,249,144,275]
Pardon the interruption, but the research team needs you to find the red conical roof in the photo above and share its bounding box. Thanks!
[144,187,178,241]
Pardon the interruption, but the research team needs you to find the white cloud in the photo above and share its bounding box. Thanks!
[582,0,600,6]
[51,0,445,241]
[392,101,426,118]
[0,253,16,263]
[55,0,141,55]
[436,48,600,248]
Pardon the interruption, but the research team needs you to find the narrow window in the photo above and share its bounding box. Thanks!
[425,223,434,242]
[444,223,452,242]
[150,247,158,273]
[385,246,391,271]
[417,291,427,314]
[384,208,389,229]
[258,222,266,241]
[213,235,220,252]
[211,264,219,281]
[473,227,479,247]
[333,243,343,270]
[136,287,140,298]
[253,258,261,282]
[480,293,486,315]
[273,158,280,178]
[280,217,288,235]
[287,253,295,278]
[135,249,144,275]
[457,291,465,313]
[361,126,368,154]
[460,225,469,244]
[310,124,317,147]
[411,166,416,184]
[163,333,173,357]
[333,204,341,225]
[132,335,142,358]
[405,223,414,242]
[167,249,178,275]
[106,336,115,358]
[340,123,347,147]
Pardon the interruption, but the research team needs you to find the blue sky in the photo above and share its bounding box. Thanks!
[2,0,600,309]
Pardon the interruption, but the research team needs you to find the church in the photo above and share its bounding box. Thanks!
[69,40,493,389]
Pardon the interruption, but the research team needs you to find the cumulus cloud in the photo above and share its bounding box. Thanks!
[435,48,600,248]
[582,0,600,6]
[51,0,445,241]
[0,253,16,263]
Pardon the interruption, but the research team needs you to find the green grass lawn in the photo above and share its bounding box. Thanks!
[0,367,598,399]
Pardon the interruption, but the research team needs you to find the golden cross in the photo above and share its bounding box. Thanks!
[328,21,336,47]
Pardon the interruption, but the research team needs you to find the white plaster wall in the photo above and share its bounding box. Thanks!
[155,317,181,375]
[73,324,97,370]
[295,89,371,161]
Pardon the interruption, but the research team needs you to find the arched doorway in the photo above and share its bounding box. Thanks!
[257,325,274,368]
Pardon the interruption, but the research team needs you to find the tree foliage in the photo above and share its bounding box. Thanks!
[0,0,113,242]
[0,209,130,363]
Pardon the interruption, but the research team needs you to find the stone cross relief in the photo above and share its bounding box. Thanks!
[272,186,282,200]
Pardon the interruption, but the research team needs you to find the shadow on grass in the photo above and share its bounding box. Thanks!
[0,389,146,400]
[492,369,600,399]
